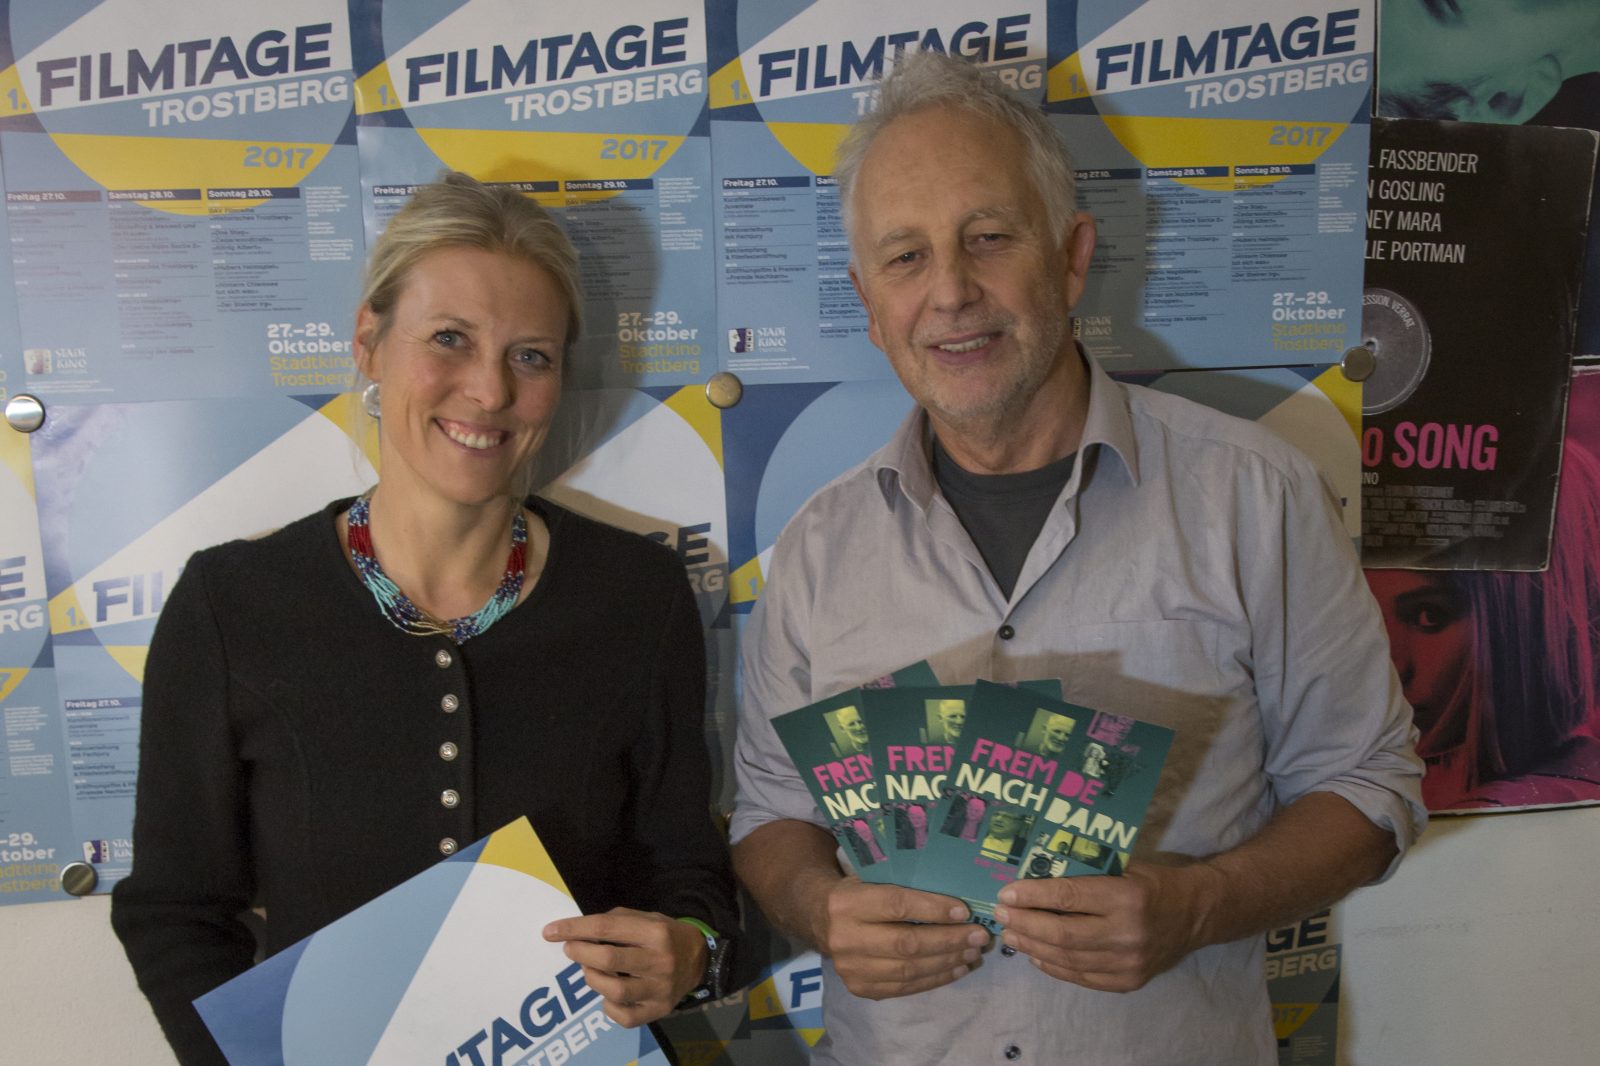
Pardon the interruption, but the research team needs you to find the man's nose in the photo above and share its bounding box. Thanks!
[929,252,981,312]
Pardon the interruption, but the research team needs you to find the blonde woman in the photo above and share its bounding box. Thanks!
[112,173,734,1064]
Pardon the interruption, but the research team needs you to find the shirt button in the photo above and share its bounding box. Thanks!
[1000,945,1017,957]
[441,789,460,809]
[441,694,459,713]
[439,742,459,761]
[435,649,453,668]
[1004,1046,1021,1060]
[998,624,1016,640]
[438,837,457,856]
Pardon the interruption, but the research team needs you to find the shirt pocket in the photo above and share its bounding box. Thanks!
[1050,618,1228,725]
[1047,619,1260,855]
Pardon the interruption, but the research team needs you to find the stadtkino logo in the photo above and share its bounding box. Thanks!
[728,326,790,353]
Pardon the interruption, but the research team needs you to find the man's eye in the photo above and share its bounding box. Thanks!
[890,250,919,266]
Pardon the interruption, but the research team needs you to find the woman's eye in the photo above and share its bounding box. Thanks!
[1403,599,1461,633]
[433,329,462,348]
[512,348,552,369]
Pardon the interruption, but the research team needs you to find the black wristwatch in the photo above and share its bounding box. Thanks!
[676,917,731,1007]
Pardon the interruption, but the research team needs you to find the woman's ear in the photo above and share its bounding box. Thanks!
[354,305,382,381]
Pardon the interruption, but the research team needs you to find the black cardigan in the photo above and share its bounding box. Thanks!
[110,497,736,1065]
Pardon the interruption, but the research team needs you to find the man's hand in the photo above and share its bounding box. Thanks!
[732,820,989,1000]
[815,877,990,1000]
[990,793,1400,993]
[992,863,1221,993]
[542,908,707,1027]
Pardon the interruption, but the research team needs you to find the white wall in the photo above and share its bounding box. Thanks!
[3,804,1596,1064]
[1,895,171,1064]
[1339,804,1599,1063]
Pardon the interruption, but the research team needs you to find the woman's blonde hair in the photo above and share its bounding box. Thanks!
[362,171,582,350]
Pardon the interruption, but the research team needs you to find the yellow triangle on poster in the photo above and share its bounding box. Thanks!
[0,65,30,117]
[317,392,381,472]
[104,645,151,684]
[1047,52,1091,102]
[0,668,27,703]
[727,557,765,606]
[354,62,404,116]
[0,431,35,494]
[671,1039,731,1066]
[765,121,851,177]
[1313,364,1362,442]
[746,975,784,1020]
[797,1027,826,1047]
[664,385,724,467]
[477,816,573,897]
[709,56,755,109]
[1273,1002,1318,1039]
[49,587,91,635]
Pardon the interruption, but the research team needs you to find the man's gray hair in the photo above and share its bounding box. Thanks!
[834,50,1077,253]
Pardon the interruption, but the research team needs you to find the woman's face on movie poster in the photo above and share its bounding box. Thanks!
[1365,569,1473,736]
[1380,0,1600,123]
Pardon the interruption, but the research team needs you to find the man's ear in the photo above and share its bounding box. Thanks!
[353,304,381,381]
[1060,212,1098,313]
[849,264,883,352]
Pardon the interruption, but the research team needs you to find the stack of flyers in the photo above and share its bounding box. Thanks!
[773,678,1174,929]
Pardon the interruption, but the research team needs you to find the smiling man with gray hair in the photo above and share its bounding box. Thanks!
[730,50,1424,1064]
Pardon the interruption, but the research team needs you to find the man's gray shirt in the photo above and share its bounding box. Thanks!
[731,355,1425,1065]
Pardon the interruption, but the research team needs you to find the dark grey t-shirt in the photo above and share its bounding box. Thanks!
[932,438,1076,599]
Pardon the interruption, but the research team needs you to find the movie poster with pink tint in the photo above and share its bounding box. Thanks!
[1365,368,1600,814]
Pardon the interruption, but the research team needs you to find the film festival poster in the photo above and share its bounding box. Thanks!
[1266,910,1342,1066]
[1365,368,1600,816]
[195,818,670,1066]
[1359,117,1597,571]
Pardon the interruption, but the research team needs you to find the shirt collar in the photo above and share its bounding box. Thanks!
[872,348,1141,510]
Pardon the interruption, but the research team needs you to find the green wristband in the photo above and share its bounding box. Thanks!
[675,916,728,1006]
[675,916,718,941]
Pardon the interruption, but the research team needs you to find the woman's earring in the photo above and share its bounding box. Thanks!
[361,382,382,419]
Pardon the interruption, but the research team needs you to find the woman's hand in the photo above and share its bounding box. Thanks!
[541,908,708,1027]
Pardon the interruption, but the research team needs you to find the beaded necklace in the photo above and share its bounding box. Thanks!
[346,495,527,644]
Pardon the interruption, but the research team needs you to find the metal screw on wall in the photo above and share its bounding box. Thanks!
[4,394,46,433]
